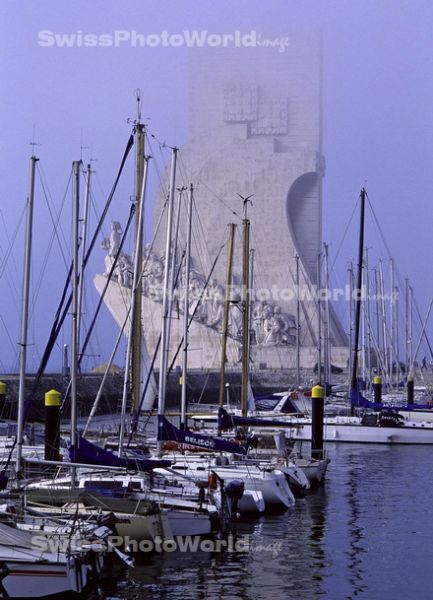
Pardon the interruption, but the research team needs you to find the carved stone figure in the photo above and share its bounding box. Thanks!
[229,289,242,338]
[252,300,265,344]
[207,278,224,329]
[117,254,132,288]
[142,246,164,300]
[272,306,296,345]
[109,221,122,257]
[189,270,208,323]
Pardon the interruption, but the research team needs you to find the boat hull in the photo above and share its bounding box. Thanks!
[0,556,93,599]
[281,418,433,444]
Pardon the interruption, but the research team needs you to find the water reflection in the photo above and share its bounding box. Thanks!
[99,444,433,600]
[103,494,329,600]
[345,460,368,597]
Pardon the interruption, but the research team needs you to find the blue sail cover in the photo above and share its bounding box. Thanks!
[253,394,299,413]
[69,436,171,471]
[157,416,248,454]
[218,407,300,429]
[349,388,433,412]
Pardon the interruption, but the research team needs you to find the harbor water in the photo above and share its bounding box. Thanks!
[105,443,433,599]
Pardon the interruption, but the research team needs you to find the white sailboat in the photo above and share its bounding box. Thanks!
[0,521,103,598]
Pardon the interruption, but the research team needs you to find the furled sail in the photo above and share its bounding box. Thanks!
[157,415,248,454]
[69,435,171,470]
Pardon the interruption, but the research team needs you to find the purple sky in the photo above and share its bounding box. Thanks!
[1,0,433,372]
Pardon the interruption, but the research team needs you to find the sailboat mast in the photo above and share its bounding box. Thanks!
[295,254,301,387]
[405,278,412,374]
[70,160,82,482]
[348,263,354,382]
[241,216,250,417]
[219,223,236,407]
[180,184,193,429]
[16,155,38,476]
[165,186,184,369]
[131,122,145,412]
[379,260,389,381]
[77,163,91,356]
[157,147,178,443]
[389,258,395,387]
[350,187,366,395]
[317,252,322,384]
[364,249,372,384]
[394,284,400,384]
[361,264,366,385]
[119,157,149,456]
[323,243,331,385]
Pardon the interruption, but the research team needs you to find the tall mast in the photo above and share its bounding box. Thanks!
[374,267,382,368]
[241,201,251,417]
[219,223,236,407]
[16,154,38,476]
[408,284,413,372]
[131,117,145,412]
[157,147,178,450]
[361,253,368,385]
[389,258,395,387]
[119,157,149,456]
[295,254,301,387]
[317,252,322,384]
[361,281,366,385]
[323,243,331,385]
[348,263,354,383]
[165,186,185,371]
[180,184,193,429]
[394,284,400,384]
[405,278,412,374]
[379,260,389,382]
[77,162,92,358]
[350,188,366,400]
[70,160,82,483]
[364,249,372,384]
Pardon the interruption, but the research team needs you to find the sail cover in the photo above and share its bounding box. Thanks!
[157,416,248,454]
[69,436,171,470]
[349,387,433,412]
[218,407,301,429]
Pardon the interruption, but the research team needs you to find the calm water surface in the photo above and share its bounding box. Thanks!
[106,445,433,599]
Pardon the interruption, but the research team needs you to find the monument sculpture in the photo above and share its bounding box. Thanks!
[95,35,348,377]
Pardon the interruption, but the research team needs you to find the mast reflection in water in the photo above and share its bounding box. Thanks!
[103,444,433,600]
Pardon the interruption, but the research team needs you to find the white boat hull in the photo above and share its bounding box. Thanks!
[0,555,94,598]
[277,417,433,444]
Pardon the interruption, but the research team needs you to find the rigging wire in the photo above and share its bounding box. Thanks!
[366,193,431,359]
[36,162,71,269]
[0,206,26,280]
[22,134,135,420]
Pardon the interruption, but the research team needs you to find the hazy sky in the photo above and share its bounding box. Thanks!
[1,0,433,372]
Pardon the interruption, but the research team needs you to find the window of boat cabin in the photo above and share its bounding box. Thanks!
[83,480,123,489]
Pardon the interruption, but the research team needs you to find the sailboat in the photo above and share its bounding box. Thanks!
[218,189,433,444]
[150,196,298,511]
[59,129,221,539]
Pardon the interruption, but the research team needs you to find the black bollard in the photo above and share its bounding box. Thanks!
[407,375,414,405]
[0,382,6,414]
[311,384,325,460]
[373,376,382,404]
[45,389,61,462]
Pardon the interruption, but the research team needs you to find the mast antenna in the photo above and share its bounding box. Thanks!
[29,140,41,157]
[30,125,41,157]
[136,88,142,123]
[237,193,254,221]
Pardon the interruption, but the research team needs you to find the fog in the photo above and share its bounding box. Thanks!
[1,0,433,372]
